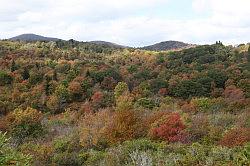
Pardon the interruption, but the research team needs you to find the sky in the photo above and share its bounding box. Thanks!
[0,0,250,47]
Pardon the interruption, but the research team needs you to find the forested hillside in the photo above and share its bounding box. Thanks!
[0,40,249,165]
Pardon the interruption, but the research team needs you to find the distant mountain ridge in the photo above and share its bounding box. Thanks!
[140,41,193,51]
[8,34,195,50]
[9,33,60,42]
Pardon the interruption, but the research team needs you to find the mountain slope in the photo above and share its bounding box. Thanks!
[140,41,193,51]
[9,33,60,41]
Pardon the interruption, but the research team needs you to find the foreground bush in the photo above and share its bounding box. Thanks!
[0,132,31,166]
[93,140,250,166]
[6,107,44,142]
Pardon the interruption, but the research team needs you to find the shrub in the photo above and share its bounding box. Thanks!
[19,143,53,165]
[0,70,13,86]
[52,134,82,166]
[53,135,80,153]
[224,85,245,102]
[219,128,250,147]
[52,152,80,166]
[188,115,210,142]
[102,139,165,166]
[136,98,156,109]
[191,97,212,112]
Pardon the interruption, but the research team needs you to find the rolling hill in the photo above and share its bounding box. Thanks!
[9,33,60,42]
[140,41,193,51]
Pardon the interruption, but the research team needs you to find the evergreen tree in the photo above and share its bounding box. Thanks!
[10,60,18,72]
[22,68,30,80]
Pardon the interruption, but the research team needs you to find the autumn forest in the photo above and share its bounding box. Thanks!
[0,39,250,165]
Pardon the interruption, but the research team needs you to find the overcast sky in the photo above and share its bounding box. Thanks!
[0,0,250,46]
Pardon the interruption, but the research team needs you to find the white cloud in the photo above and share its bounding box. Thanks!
[0,0,250,46]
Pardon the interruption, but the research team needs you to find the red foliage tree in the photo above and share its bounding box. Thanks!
[91,91,104,110]
[150,112,187,143]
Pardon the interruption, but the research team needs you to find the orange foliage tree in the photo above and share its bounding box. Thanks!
[219,128,250,147]
[80,109,113,149]
[68,81,83,100]
[105,110,144,144]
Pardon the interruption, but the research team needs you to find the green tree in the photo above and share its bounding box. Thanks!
[114,82,129,99]
[208,70,228,88]
[55,84,69,102]
[171,80,206,99]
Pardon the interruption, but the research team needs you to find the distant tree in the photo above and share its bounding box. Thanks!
[150,79,168,94]
[136,98,156,109]
[115,94,133,112]
[237,79,250,98]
